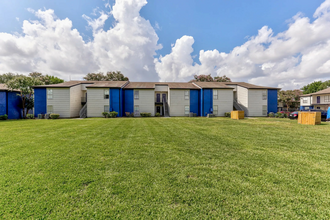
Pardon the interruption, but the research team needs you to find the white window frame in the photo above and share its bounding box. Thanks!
[47,89,53,100]
[302,97,308,104]
[104,90,109,99]
[325,95,330,103]
[184,105,189,116]
[134,90,139,100]
[184,90,189,100]
[134,105,140,116]
[262,105,267,116]
[213,105,218,115]
[104,105,109,112]
[47,105,53,113]
[262,91,267,100]
[213,90,218,100]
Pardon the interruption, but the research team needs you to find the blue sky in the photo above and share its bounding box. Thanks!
[0,0,324,56]
[0,0,329,89]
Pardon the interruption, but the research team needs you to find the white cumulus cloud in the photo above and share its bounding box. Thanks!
[0,0,162,81]
[1,0,330,89]
[155,0,330,89]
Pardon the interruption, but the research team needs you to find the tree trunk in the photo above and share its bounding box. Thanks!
[286,102,290,112]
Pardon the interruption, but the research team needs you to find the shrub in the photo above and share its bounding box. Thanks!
[275,112,282,118]
[50,114,60,119]
[0,114,8,120]
[26,114,34,119]
[109,111,118,118]
[140,112,151,117]
[102,112,108,118]
[224,112,231,117]
[268,112,275,117]
[283,113,288,118]
[130,113,134,117]
[155,113,160,117]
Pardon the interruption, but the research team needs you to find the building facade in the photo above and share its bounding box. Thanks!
[0,84,22,119]
[300,87,330,111]
[33,81,280,118]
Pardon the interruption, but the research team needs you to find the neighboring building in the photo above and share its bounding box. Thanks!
[0,84,22,119]
[224,82,279,116]
[33,81,279,118]
[300,87,330,111]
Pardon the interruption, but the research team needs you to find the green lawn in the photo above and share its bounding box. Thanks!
[1,117,330,219]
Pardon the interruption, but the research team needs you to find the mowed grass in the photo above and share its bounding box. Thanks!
[1,117,330,219]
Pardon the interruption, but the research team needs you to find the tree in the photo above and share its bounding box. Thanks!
[318,80,330,91]
[0,73,22,83]
[83,71,129,81]
[5,76,44,118]
[214,75,231,82]
[301,81,323,94]
[278,90,303,112]
[29,72,64,85]
[189,74,232,82]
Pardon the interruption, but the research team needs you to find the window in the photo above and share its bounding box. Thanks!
[262,91,267,100]
[184,106,189,115]
[302,97,308,103]
[213,90,218,100]
[104,90,109,99]
[213,105,218,115]
[262,105,267,116]
[104,105,109,112]
[47,105,53,113]
[317,107,321,109]
[134,105,139,116]
[47,89,53,99]
[134,90,139,100]
[184,90,189,100]
[325,95,330,103]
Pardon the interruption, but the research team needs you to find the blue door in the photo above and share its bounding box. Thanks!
[162,94,166,102]
[317,96,320,104]
[156,94,160,102]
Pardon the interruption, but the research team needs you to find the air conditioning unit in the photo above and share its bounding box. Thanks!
[38,114,44,119]
[45,113,50,119]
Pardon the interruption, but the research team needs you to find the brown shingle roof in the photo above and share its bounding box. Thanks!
[0,84,20,92]
[33,81,128,88]
[193,82,234,89]
[33,81,87,88]
[225,82,280,90]
[124,82,157,89]
[0,84,8,90]
[86,81,128,88]
[166,83,199,89]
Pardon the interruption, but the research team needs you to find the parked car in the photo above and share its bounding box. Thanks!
[289,111,299,119]
[309,110,327,121]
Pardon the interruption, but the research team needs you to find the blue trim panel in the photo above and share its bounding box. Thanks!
[327,107,330,120]
[34,88,47,117]
[124,89,134,115]
[0,91,6,116]
[120,88,123,117]
[203,89,213,116]
[190,90,199,116]
[7,91,22,119]
[267,89,278,114]
[200,89,203,117]
[300,106,313,111]
[110,88,120,117]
